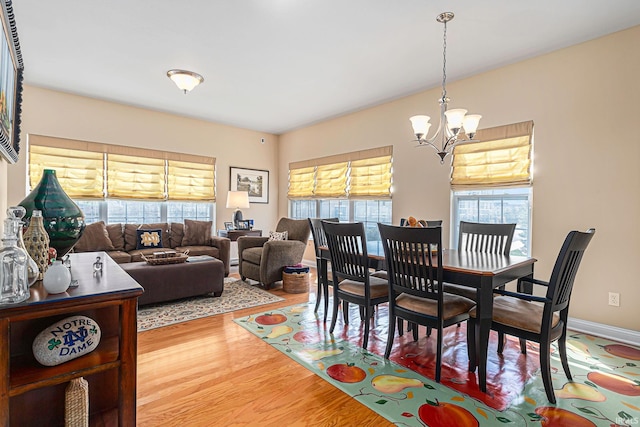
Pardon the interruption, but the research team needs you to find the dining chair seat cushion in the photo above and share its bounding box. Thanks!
[370,270,388,280]
[443,283,478,301]
[396,293,475,320]
[469,296,560,334]
[339,276,388,299]
[242,247,263,265]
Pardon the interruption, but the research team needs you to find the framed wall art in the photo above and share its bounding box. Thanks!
[0,0,24,164]
[230,167,269,204]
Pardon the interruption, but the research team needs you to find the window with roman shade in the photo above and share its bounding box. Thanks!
[288,145,392,199]
[451,120,533,188]
[28,134,216,202]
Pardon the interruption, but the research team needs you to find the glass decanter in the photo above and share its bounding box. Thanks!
[0,215,31,304]
[7,206,39,286]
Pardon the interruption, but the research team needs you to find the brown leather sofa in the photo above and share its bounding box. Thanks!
[73,219,231,276]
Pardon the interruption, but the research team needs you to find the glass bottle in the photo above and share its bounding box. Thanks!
[22,209,50,281]
[7,206,40,286]
[0,216,31,304]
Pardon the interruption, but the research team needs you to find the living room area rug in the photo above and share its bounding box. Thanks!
[137,278,284,331]
[235,302,640,426]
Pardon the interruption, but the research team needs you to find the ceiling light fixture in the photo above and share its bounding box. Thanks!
[167,69,204,94]
[409,12,482,164]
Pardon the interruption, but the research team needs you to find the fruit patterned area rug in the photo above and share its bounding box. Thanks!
[137,278,284,331]
[234,302,640,427]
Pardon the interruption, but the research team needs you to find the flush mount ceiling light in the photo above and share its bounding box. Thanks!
[409,12,482,164]
[167,69,204,94]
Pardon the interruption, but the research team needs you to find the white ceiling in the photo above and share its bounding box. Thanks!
[11,0,640,135]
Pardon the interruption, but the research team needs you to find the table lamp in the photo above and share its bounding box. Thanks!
[226,191,250,228]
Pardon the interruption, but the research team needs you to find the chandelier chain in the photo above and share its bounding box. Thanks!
[442,20,447,100]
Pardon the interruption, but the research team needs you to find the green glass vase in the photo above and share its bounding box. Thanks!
[19,169,86,258]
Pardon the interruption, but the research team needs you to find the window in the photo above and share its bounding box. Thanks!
[451,121,534,256]
[451,188,531,256]
[76,200,213,225]
[290,199,392,255]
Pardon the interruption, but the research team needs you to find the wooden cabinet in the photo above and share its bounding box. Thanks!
[0,252,143,426]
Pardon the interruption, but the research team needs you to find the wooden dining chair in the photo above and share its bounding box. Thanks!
[378,223,476,383]
[445,221,517,301]
[322,221,389,349]
[467,228,595,403]
[308,217,339,322]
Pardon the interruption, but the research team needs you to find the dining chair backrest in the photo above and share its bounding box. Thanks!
[458,221,516,256]
[308,217,339,259]
[400,218,443,227]
[321,221,369,284]
[545,228,595,316]
[378,223,443,303]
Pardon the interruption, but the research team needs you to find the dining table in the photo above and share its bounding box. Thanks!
[317,246,537,393]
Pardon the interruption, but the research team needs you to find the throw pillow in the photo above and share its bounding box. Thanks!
[106,223,125,251]
[268,230,288,241]
[136,229,163,249]
[181,219,212,246]
[73,221,115,252]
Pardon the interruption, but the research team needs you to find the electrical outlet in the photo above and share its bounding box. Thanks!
[608,292,620,307]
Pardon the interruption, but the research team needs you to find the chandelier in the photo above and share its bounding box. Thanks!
[167,69,204,94]
[409,12,481,163]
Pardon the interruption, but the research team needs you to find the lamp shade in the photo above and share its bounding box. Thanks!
[226,191,250,209]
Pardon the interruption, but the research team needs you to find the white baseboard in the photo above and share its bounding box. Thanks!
[568,317,640,347]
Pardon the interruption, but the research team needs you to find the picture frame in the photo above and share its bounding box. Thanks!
[0,0,24,164]
[224,221,234,231]
[235,220,251,230]
[230,167,269,204]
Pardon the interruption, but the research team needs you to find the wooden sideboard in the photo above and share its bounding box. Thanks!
[0,252,143,426]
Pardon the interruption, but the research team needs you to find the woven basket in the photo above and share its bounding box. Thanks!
[65,377,89,427]
[282,271,309,294]
[142,253,189,265]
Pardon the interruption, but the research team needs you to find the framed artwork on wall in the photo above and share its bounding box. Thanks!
[0,0,24,164]
[230,167,269,204]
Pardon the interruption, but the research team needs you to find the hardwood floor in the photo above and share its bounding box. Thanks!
[136,266,391,426]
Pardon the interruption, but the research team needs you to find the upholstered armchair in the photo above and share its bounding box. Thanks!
[237,218,311,289]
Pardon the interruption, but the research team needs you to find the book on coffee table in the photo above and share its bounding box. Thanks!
[186,255,215,263]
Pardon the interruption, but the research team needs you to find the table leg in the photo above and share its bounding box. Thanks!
[475,276,493,393]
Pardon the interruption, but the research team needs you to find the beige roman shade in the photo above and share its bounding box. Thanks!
[167,159,216,201]
[28,134,216,202]
[288,166,316,199]
[288,146,392,199]
[28,136,105,199]
[451,121,533,188]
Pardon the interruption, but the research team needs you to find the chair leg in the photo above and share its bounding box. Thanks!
[435,325,443,383]
[412,324,419,341]
[385,312,396,359]
[397,318,404,337]
[519,338,527,354]
[362,305,371,349]
[329,295,340,334]
[467,319,477,372]
[540,341,556,404]
[314,259,322,314]
[426,326,432,337]
[343,301,349,325]
[497,332,506,354]
[558,336,572,380]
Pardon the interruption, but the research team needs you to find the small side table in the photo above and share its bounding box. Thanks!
[218,229,262,265]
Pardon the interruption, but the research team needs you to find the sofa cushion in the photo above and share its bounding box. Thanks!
[124,224,141,252]
[170,223,184,249]
[176,245,220,259]
[106,223,125,251]
[140,223,170,248]
[74,221,115,252]
[182,219,212,246]
[136,229,163,250]
[106,250,132,264]
[242,247,263,265]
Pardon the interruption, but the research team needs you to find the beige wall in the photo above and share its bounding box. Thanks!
[2,86,280,233]
[279,26,640,331]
